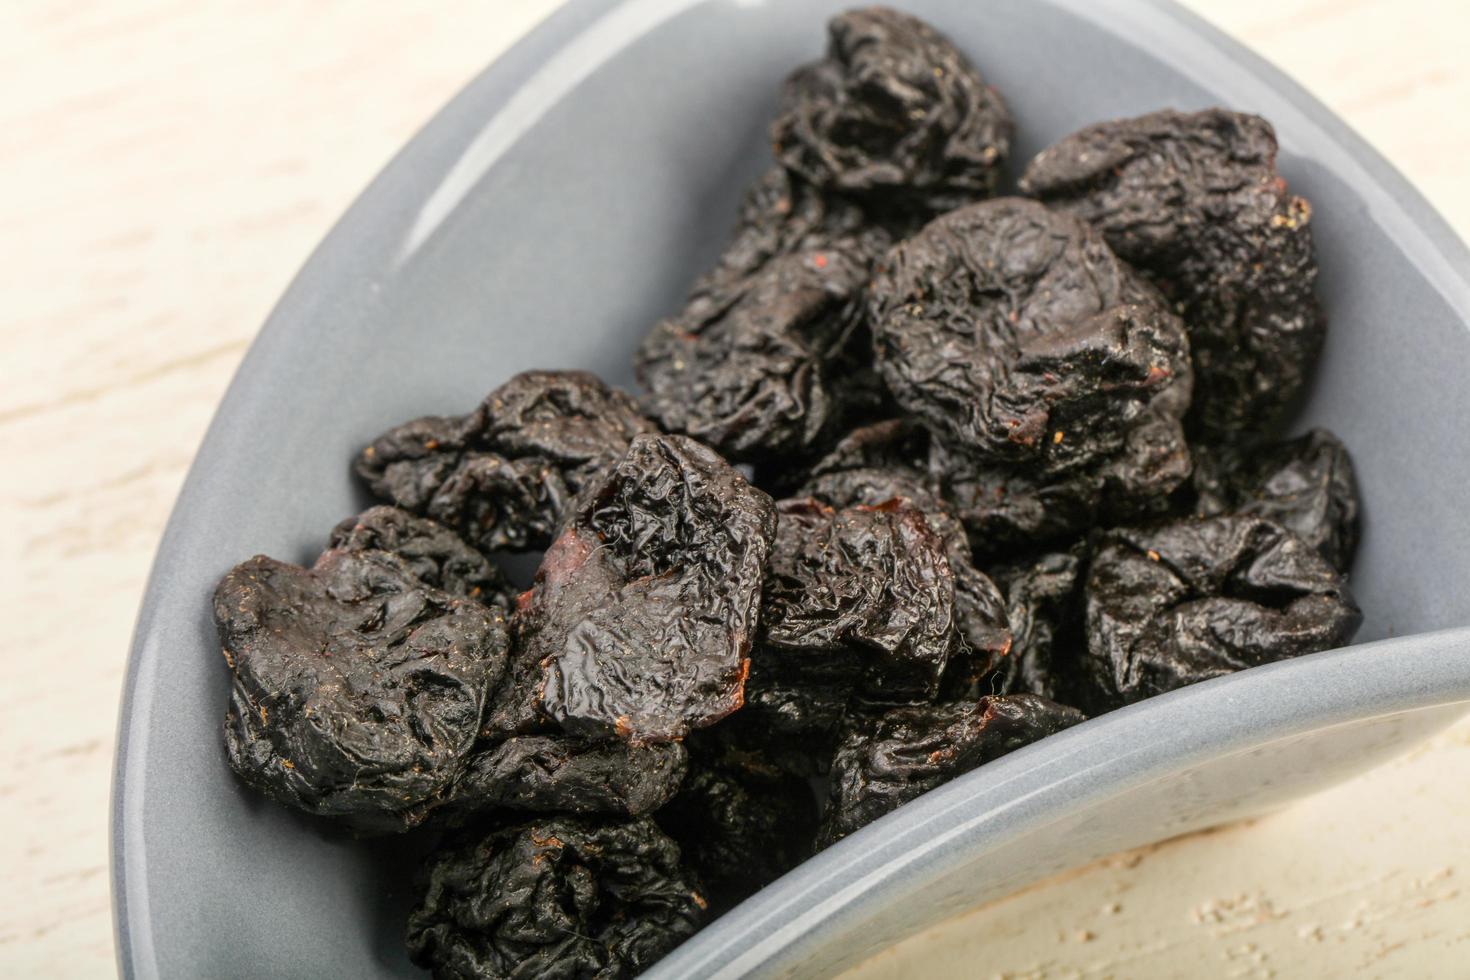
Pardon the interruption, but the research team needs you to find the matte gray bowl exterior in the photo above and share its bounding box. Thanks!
[112,1,1470,977]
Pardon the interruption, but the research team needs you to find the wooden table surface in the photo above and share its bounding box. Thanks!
[1,2,1465,977]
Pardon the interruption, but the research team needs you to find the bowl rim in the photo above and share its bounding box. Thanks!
[111,0,1470,977]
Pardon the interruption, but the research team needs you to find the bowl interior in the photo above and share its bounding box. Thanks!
[114,0,1470,977]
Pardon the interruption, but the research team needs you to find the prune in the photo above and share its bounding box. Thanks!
[763,497,957,700]
[635,245,872,462]
[1082,515,1362,711]
[691,167,894,295]
[356,370,656,552]
[799,420,1013,675]
[931,396,1196,554]
[870,198,1191,465]
[869,198,1193,546]
[446,736,687,819]
[988,549,1086,701]
[407,817,704,979]
[819,694,1085,846]
[213,548,510,832]
[1191,428,1360,570]
[527,435,776,742]
[1020,109,1323,439]
[772,7,1012,215]
[656,759,818,912]
[328,505,515,610]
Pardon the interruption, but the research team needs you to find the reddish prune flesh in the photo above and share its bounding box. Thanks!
[527,434,776,743]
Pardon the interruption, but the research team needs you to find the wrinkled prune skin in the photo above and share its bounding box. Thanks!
[819,695,1085,847]
[763,498,956,700]
[870,199,1193,548]
[328,505,515,611]
[446,736,687,820]
[870,198,1191,466]
[800,420,1013,675]
[987,549,1086,701]
[356,370,656,553]
[213,549,510,833]
[926,361,1193,554]
[636,245,872,462]
[407,817,704,980]
[1020,109,1323,439]
[772,7,1012,215]
[1083,515,1362,712]
[1191,428,1360,570]
[656,760,818,913]
[693,167,895,295]
[528,435,776,742]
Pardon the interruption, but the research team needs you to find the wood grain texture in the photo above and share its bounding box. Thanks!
[0,2,1463,977]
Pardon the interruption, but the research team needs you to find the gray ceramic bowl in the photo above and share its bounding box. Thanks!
[112,1,1470,977]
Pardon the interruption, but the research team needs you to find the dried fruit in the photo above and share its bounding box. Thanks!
[356,370,656,552]
[214,548,509,833]
[1082,515,1362,711]
[636,245,872,462]
[820,695,1085,846]
[1191,428,1360,570]
[800,419,1012,670]
[328,505,515,610]
[772,6,1012,215]
[528,435,776,742]
[1021,109,1323,439]
[407,818,704,979]
[869,198,1193,547]
[763,497,957,700]
[446,736,687,820]
[656,758,817,912]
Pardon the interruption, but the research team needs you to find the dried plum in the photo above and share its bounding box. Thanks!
[636,245,872,462]
[407,817,704,979]
[819,694,1085,846]
[772,7,1012,215]
[1020,109,1323,439]
[870,197,1191,466]
[869,198,1193,546]
[799,420,1013,676]
[1191,428,1359,570]
[528,435,776,742]
[356,370,656,552]
[213,548,510,832]
[1082,515,1362,711]
[692,166,894,294]
[328,505,515,610]
[446,736,687,820]
[763,497,957,700]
